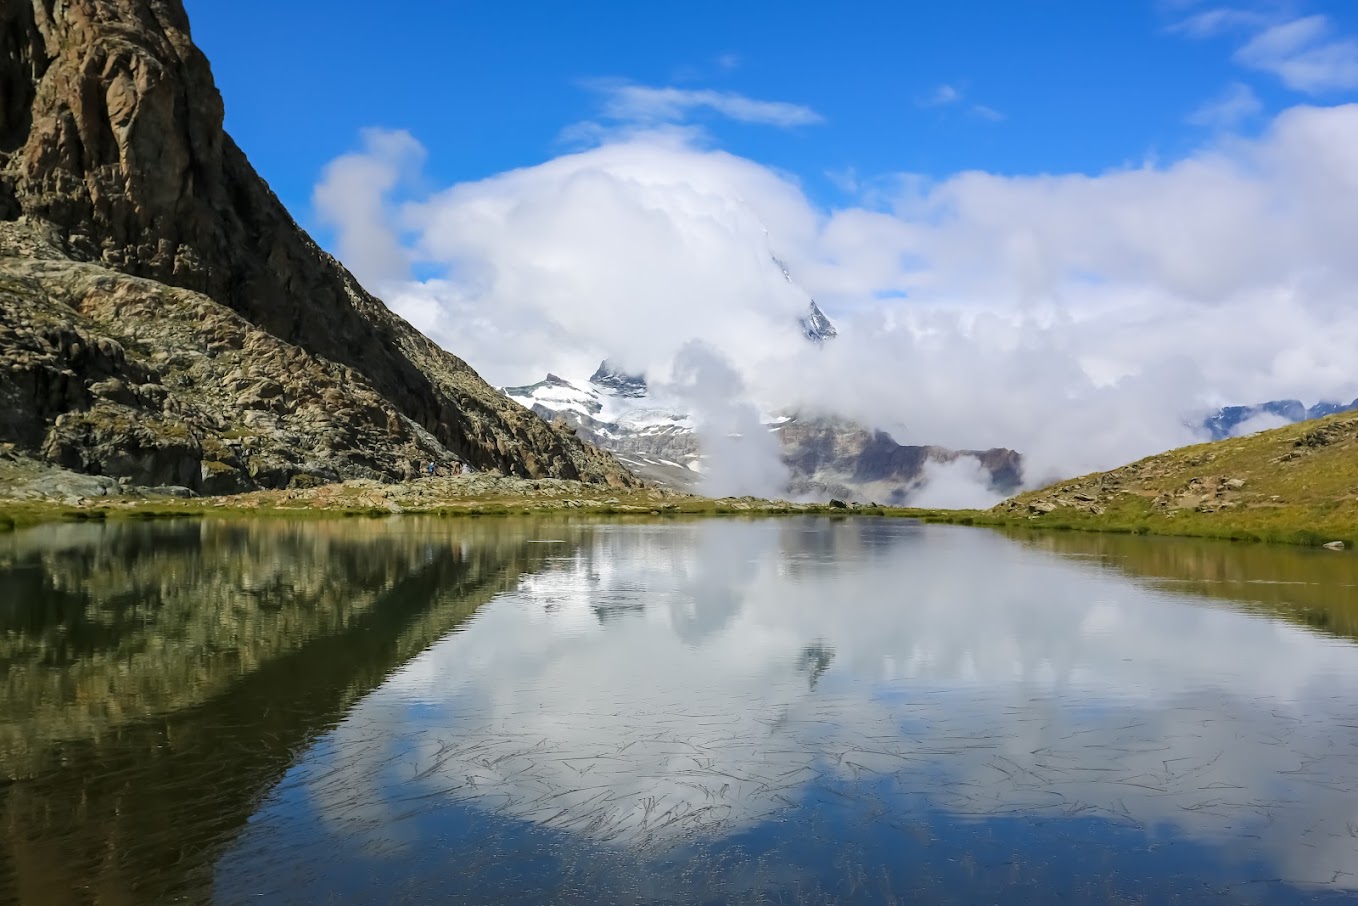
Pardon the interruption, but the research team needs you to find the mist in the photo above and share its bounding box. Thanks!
[314,105,1358,497]
[668,340,789,499]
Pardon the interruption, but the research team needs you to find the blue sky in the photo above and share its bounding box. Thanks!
[181,1,1358,493]
[185,0,1358,223]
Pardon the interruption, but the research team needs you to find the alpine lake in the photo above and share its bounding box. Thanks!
[3,515,1358,904]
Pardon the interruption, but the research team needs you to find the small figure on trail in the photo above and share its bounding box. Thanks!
[427,460,437,477]
[452,461,464,476]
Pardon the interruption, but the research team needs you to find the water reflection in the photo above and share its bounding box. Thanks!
[1006,529,1358,640]
[0,517,591,904]
[220,520,1358,903]
[4,518,1358,904]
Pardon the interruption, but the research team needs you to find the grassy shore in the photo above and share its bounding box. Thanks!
[973,412,1358,548]
[4,412,1356,549]
[0,474,918,533]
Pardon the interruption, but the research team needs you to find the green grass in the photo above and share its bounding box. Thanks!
[980,413,1358,549]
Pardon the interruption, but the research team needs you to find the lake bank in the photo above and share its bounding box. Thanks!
[0,455,910,531]
[4,449,1353,549]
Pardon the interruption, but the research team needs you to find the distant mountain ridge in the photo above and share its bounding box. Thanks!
[503,268,1021,502]
[1202,398,1358,440]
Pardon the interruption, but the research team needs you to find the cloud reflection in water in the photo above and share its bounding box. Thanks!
[283,520,1358,892]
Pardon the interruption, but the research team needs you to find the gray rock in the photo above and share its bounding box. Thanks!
[143,486,197,498]
[1322,541,1346,551]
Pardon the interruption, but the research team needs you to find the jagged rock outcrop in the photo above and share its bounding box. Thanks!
[0,0,636,490]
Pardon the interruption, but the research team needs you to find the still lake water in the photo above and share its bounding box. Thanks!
[3,517,1358,904]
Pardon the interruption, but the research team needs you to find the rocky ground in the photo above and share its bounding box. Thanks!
[0,447,890,523]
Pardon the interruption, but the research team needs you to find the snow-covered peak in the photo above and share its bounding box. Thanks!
[800,301,838,344]
[589,360,648,398]
[502,374,603,418]
[771,255,837,344]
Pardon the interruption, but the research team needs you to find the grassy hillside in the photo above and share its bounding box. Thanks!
[980,413,1358,546]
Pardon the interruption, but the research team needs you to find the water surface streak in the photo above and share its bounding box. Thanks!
[2,518,1357,904]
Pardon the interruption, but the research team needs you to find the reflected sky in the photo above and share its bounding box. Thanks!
[221,519,1358,903]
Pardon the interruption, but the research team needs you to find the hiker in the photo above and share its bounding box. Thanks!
[426,460,437,477]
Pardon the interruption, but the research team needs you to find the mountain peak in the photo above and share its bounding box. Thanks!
[800,301,838,344]
[590,360,648,398]
[771,255,837,344]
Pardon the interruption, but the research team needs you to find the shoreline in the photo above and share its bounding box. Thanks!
[2,485,1350,550]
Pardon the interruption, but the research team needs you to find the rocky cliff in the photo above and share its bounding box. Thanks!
[0,0,635,492]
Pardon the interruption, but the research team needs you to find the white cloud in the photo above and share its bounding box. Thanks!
[1187,81,1263,128]
[589,80,824,127]
[668,341,790,498]
[918,84,1005,124]
[1229,410,1293,436]
[1169,6,1270,39]
[312,128,424,288]
[969,103,1006,122]
[1235,15,1358,92]
[908,458,1007,509]
[923,83,962,106]
[1171,9,1358,94]
[318,104,1358,493]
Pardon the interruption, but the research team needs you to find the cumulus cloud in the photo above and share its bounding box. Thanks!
[316,104,1358,493]
[312,128,425,288]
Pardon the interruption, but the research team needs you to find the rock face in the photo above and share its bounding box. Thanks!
[588,360,648,399]
[775,416,1022,504]
[0,0,635,491]
[799,302,838,344]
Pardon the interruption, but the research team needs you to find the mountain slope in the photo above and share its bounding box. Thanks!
[991,412,1358,545]
[0,0,634,489]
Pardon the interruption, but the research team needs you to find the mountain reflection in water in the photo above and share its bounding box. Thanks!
[3,517,1358,904]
